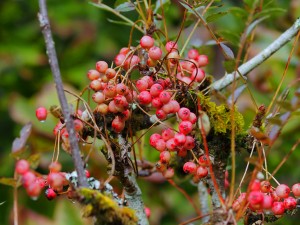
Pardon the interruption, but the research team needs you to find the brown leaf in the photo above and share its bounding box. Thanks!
[11,122,32,154]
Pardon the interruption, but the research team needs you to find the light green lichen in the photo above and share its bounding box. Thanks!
[197,93,244,134]
[76,188,138,225]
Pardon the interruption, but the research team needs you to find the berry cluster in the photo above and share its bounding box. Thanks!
[15,159,68,200]
[182,155,210,182]
[233,180,299,217]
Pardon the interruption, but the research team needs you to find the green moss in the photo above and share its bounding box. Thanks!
[197,93,244,134]
[76,188,138,225]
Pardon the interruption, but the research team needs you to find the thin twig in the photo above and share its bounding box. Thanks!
[212,18,300,91]
[38,0,88,187]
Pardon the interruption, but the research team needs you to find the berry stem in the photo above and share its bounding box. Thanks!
[38,0,88,187]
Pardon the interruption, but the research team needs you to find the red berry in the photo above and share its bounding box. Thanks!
[262,195,273,210]
[165,41,178,52]
[275,184,290,199]
[178,107,191,121]
[148,46,162,60]
[184,135,195,150]
[90,79,102,91]
[92,91,106,104]
[156,109,167,119]
[272,201,285,216]
[36,107,47,122]
[179,121,193,135]
[16,159,30,175]
[174,133,186,146]
[73,119,83,132]
[155,139,166,152]
[150,83,164,97]
[260,180,272,193]
[119,47,130,55]
[191,68,205,83]
[103,84,117,98]
[250,179,261,191]
[283,196,297,210]
[114,53,126,66]
[47,172,65,189]
[141,76,154,88]
[124,55,140,70]
[136,79,148,92]
[45,188,57,200]
[114,95,128,108]
[183,162,197,174]
[22,171,36,188]
[150,133,162,147]
[144,207,151,218]
[116,83,129,95]
[196,166,208,179]
[159,91,171,104]
[138,91,152,105]
[163,167,174,179]
[161,128,175,141]
[167,51,179,64]
[170,100,180,113]
[49,161,62,173]
[96,103,109,115]
[105,68,116,79]
[85,170,90,178]
[198,155,210,167]
[160,151,171,164]
[248,191,264,209]
[165,138,176,151]
[151,97,163,108]
[140,35,154,49]
[292,183,300,198]
[112,116,125,133]
[96,61,108,73]
[196,54,209,67]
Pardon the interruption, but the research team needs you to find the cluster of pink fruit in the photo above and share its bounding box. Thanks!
[233,179,300,217]
[15,159,68,200]
[182,155,211,182]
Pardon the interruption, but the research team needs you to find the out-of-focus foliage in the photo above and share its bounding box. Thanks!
[0,0,300,224]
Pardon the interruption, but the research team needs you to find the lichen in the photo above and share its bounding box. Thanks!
[197,93,244,135]
[76,188,138,225]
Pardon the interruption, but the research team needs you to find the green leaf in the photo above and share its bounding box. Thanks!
[0,177,18,188]
[217,30,240,46]
[223,59,236,73]
[206,11,228,23]
[54,200,85,225]
[246,16,269,37]
[254,8,286,20]
[229,7,247,19]
[114,2,135,12]
[114,0,127,7]
[154,0,170,13]
[107,18,131,26]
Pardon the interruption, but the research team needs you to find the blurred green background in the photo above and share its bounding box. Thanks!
[1,0,300,224]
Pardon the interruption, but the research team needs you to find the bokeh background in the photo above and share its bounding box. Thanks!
[1,0,300,224]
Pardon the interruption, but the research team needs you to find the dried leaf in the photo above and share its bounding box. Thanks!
[246,16,269,37]
[249,127,270,145]
[220,42,234,59]
[223,59,236,73]
[11,122,32,154]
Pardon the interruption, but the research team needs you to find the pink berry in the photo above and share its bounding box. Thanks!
[47,172,65,189]
[159,91,171,104]
[96,61,108,73]
[292,183,300,198]
[112,116,125,133]
[174,133,186,146]
[149,133,162,147]
[161,128,175,141]
[116,83,129,95]
[140,35,154,49]
[92,92,106,104]
[96,103,109,114]
[148,46,162,60]
[166,138,176,151]
[138,91,152,105]
[22,171,36,188]
[196,166,208,179]
[119,47,130,55]
[103,84,117,98]
[124,55,140,70]
[26,182,42,198]
[136,79,148,92]
[178,107,191,121]
[150,83,164,97]
[90,79,102,91]
[121,109,131,121]
[187,49,199,60]
[160,151,171,163]
[196,55,209,67]
[283,196,297,210]
[170,100,180,113]
[105,68,116,79]
[189,112,197,124]
[49,161,62,173]
[155,139,166,152]
[45,188,57,200]
[73,119,83,132]
[85,170,90,178]
[167,51,179,64]
[114,53,126,66]
[141,75,154,88]
[272,202,285,216]
[179,121,193,135]
[262,195,273,209]
[156,109,167,120]
[191,68,205,83]
[151,97,163,108]
[183,162,197,174]
[250,179,261,191]
[114,95,128,108]
[16,160,30,175]
[275,184,290,199]
[163,167,174,179]
[184,136,195,150]
[144,207,151,218]
[248,191,264,208]
[36,107,47,122]
[165,41,178,52]
[87,69,101,80]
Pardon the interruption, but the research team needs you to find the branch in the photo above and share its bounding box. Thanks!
[198,181,210,224]
[38,0,88,187]
[212,18,300,91]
